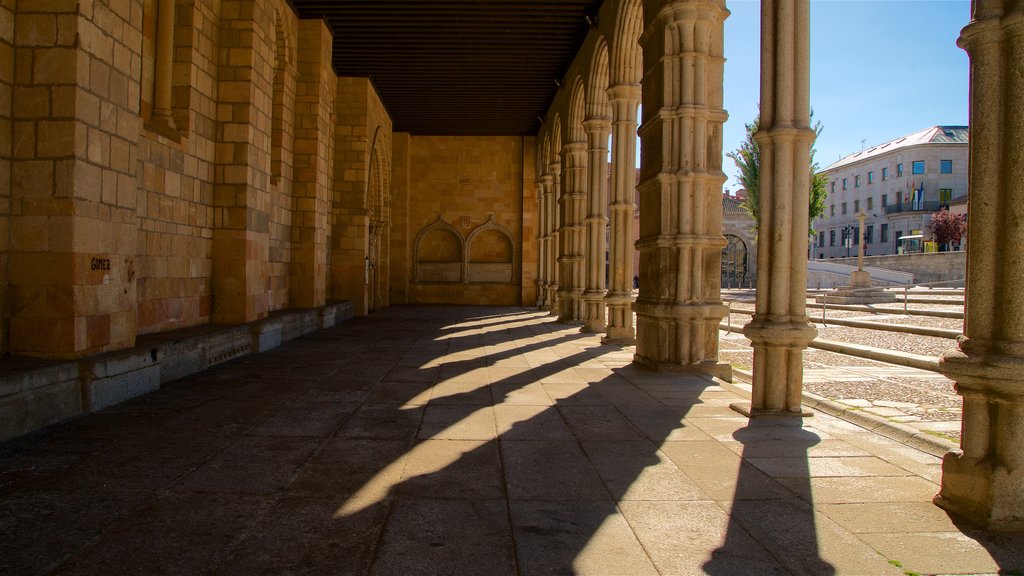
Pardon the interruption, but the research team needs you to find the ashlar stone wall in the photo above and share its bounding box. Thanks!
[0,0,12,354]
[404,136,531,306]
[2,0,392,360]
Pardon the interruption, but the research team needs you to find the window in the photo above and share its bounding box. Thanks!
[940,159,953,174]
[842,178,848,190]
[829,230,836,247]
[855,175,861,188]
[842,202,847,215]
[865,225,874,244]
[881,223,889,243]
[912,160,925,175]
[897,191,903,205]
[881,194,888,207]
[897,163,904,177]
[882,167,888,181]
[868,171,874,184]
[867,197,874,210]
[819,231,825,247]
[831,181,836,194]
[854,199,860,212]
[830,205,835,216]
[854,226,860,245]
[940,188,953,203]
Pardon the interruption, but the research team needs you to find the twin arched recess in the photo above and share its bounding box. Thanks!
[413,215,516,284]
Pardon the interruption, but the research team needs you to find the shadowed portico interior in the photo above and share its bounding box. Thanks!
[2,306,1023,574]
[2,0,1024,571]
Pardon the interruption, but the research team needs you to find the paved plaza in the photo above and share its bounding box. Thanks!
[1,306,1022,575]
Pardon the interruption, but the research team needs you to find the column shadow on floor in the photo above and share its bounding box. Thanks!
[704,420,835,576]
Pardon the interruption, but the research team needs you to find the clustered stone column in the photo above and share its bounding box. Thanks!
[934,0,1024,531]
[635,0,729,377]
[535,178,548,308]
[558,142,587,323]
[740,0,817,415]
[582,118,611,332]
[546,161,562,315]
[603,84,640,344]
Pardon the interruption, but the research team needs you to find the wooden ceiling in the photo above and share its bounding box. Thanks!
[289,1,604,135]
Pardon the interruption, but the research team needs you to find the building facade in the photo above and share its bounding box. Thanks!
[812,126,969,259]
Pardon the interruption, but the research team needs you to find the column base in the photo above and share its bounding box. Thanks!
[581,320,606,333]
[602,328,636,346]
[729,402,813,418]
[934,451,1024,532]
[632,354,732,382]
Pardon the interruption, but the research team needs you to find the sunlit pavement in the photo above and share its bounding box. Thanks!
[1,306,1021,575]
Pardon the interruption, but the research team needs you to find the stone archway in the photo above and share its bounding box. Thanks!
[367,127,391,312]
[721,234,748,289]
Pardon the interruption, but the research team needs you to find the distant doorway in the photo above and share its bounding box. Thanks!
[722,234,748,288]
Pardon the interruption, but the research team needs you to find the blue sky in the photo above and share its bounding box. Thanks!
[720,0,970,188]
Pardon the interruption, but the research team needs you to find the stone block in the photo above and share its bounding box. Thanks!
[280,309,319,341]
[202,326,253,367]
[81,348,160,411]
[0,361,80,441]
[154,338,205,384]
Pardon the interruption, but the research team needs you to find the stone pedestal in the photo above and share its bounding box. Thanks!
[935,353,1024,531]
[934,0,1024,531]
[814,272,896,305]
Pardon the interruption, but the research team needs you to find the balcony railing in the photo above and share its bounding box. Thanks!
[885,200,943,215]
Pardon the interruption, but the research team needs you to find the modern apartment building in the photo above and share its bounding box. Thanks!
[812,126,969,259]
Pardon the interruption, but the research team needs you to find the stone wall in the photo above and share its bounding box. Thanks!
[405,136,528,306]
[828,251,967,285]
[1,0,397,360]
[0,0,12,354]
[1,0,541,364]
[331,77,393,315]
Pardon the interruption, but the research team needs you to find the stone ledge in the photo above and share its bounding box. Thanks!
[0,301,354,442]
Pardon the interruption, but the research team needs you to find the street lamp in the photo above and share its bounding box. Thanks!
[842,224,856,258]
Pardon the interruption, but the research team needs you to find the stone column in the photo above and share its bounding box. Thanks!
[547,161,562,315]
[635,0,730,377]
[604,84,640,344]
[535,178,548,308]
[150,0,177,134]
[558,142,587,323]
[934,1,1024,531]
[582,119,611,332]
[739,0,817,415]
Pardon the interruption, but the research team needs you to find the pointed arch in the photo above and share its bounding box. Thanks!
[413,216,465,283]
[610,0,643,86]
[550,113,563,164]
[540,131,551,176]
[367,126,391,224]
[586,37,612,121]
[466,216,516,284]
[367,126,392,312]
[567,76,587,145]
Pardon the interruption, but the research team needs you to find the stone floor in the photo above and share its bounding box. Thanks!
[1,306,1022,576]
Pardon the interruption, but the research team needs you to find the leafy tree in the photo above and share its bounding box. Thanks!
[727,110,827,235]
[928,208,967,248]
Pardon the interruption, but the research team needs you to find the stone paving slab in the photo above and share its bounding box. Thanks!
[0,306,1021,576]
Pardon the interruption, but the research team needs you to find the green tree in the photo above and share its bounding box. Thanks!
[727,110,827,235]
